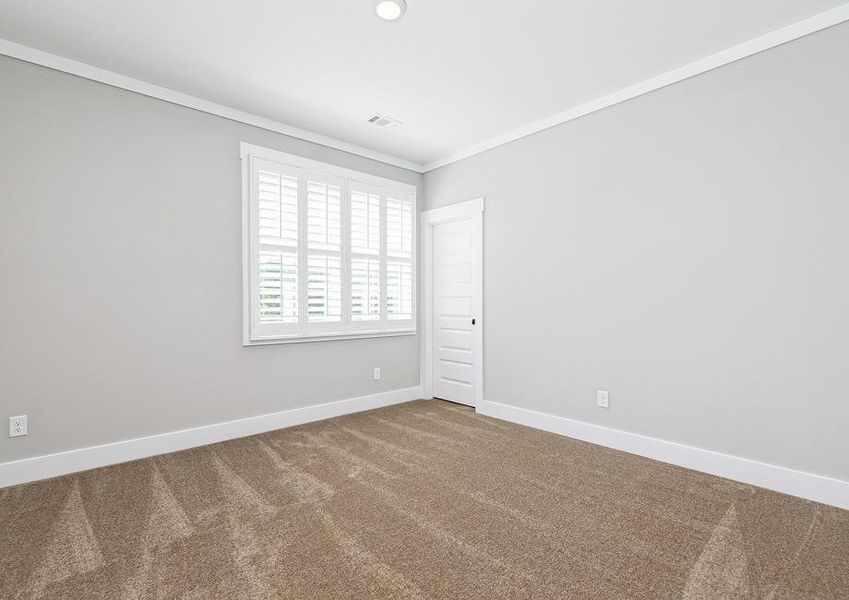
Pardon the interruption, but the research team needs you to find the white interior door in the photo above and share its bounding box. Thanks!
[432,216,481,406]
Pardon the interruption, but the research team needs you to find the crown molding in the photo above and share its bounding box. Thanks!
[0,38,427,173]
[422,3,849,172]
[3,4,848,175]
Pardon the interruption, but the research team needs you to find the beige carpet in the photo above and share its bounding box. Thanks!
[1,400,847,599]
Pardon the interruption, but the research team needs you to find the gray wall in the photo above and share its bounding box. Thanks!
[0,55,421,463]
[424,23,849,481]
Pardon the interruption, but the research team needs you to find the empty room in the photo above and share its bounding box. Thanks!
[1,1,848,598]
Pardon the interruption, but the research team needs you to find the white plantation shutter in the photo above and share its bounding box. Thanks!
[350,189,381,322]
[386,195,413,322]
[306,178,342,324]
[243,145,415,343]
[351,258,380,321]
[254,163,299,332]
[259,251,297,323]
[386,261,413,319]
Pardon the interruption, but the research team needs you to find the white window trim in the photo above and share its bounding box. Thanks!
[241,142,417,345]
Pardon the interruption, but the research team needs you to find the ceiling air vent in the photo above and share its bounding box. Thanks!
[367,113,402,128]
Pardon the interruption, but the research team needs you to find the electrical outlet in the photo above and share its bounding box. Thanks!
[597,391,609,408]
[9,415,27,438]
[373,367,382,381]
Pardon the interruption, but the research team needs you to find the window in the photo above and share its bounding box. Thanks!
[242,143,416,343]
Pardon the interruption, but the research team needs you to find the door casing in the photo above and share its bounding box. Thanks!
[420,198,484,406]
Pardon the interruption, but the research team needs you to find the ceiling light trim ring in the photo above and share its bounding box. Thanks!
[373,0,407,22]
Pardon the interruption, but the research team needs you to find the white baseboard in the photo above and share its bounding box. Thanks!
[0,386,423,489]
[477,400,849,511]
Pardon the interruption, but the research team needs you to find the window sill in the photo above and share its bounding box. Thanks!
[243,329,415,346]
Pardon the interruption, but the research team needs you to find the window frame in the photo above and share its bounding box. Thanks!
[241,142,417,345]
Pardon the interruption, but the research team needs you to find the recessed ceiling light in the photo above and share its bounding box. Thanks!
[373,0,407,22]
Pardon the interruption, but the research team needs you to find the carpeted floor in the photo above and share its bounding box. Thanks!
[1,400,847,599]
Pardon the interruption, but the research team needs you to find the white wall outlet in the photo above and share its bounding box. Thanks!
[9,415,27,438]
[597,391,609,408]
[373,367,382,381]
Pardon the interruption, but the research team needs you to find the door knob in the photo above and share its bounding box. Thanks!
[471,318,476,325]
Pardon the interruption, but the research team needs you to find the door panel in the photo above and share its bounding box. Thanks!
[433,218,479,406]
[440,329,472,351]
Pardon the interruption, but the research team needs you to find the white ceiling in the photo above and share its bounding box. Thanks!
[0,0,845,170]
